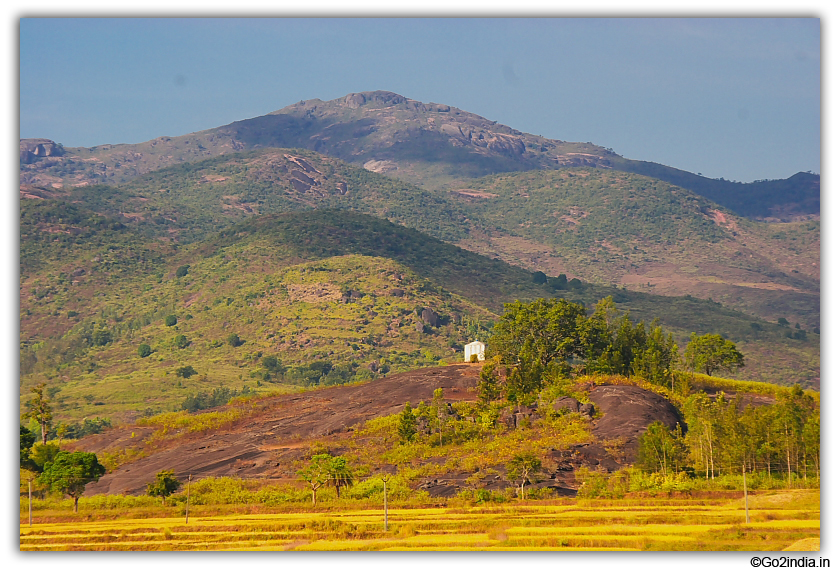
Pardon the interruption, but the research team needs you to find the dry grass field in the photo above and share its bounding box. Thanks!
[20,489,819,551]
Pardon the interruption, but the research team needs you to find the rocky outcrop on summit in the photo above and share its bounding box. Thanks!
[20,138,64,164]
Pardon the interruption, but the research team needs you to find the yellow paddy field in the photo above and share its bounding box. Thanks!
[20,490,819,552]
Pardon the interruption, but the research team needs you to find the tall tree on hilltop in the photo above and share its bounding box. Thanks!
[488,298,585,399]
[23,383,53,445]
[684,333,745,377]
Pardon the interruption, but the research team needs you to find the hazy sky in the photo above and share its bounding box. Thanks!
[19,18,820,183]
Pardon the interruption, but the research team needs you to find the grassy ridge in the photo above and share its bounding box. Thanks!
[20,209,819,427]
[452,169,819,329]
[25,149,468,244]
[22,146,819,334]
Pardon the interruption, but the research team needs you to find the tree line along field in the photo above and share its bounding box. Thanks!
[20,490,819,551]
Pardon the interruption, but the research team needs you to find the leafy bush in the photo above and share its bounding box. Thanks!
[175,365,197,378]
[165,314,177,327]
[175,265,190,278]
[174,334,189,349]
[91,327,112,347]
[137,343,152,358]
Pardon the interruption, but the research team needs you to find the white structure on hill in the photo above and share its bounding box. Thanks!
[464,340,486,362]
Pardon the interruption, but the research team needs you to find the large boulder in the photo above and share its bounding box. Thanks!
[587,385,685,462]
[421,308,440,327]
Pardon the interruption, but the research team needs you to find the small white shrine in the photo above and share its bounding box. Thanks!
[464,340,486,362]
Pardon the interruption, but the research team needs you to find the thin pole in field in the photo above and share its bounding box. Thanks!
[28,479,32,527]
[383,475,389,532]
[743,466,750,524]
[185,474,191,524]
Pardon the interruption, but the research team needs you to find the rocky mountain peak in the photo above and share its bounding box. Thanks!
[20,138,64,164]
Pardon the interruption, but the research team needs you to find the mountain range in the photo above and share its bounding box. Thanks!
[19,90,820,425]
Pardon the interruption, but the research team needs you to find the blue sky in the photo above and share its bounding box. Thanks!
[19,17,820,183]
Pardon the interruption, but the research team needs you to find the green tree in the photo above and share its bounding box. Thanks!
[327,456,354,498]
[637,421,687,476]
[227,333,242,347]
[297,453,333,505]
[30,443,61,472]
[547,274,567,290]
[174,334,189,349]
[175,365,198,378]
[684,333,745,377]
[431,388,447,446]
[138,343,152,358]
[803,409,820,479]
[55,422,70,447]
[506,452,542,499]
[775,384,814,485]
[37,451,106,512]
[147,470,181,505]
[631,321,680,388]
[91,326,112,346]
[23,383,53,445]
[175,265,190,278]
[488,298,585,400]
[261,355,284,380]
[397,402,417,444]
[477,360,501,405]
[165,314,178,327]
[20,425,36,469]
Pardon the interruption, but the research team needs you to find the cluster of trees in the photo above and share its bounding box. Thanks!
[20,385,111,445]
[396,388,453,446]
[261,356,365,387]
[21,431,106,513]
[481,297,744,403]
[181,386,251,412]
[296,453,354,505]
[639,385,820,482]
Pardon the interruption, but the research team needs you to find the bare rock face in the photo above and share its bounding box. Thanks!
[20,138,64,164]
[553,397,581,414]
[588,385,685,462]
[342,90,407,109]
[421,308,440,327]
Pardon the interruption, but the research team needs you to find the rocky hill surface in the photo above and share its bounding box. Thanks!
[20,91,819,220]
[75,366,687,498]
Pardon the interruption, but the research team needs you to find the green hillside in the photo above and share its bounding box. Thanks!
[21,209,819,430]
[26,147,818,330]
[23,149,467,244]
[450,169,820,330]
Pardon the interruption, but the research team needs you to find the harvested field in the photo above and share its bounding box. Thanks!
[20,491,820,551]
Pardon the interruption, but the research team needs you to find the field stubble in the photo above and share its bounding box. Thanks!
[20,490,819,551]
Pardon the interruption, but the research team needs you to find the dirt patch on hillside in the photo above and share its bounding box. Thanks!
[285,283,342,303]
